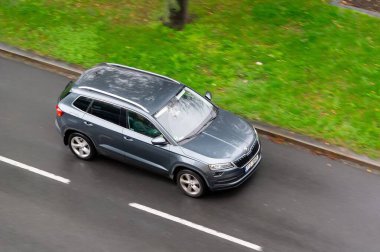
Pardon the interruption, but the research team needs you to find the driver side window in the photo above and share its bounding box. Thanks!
[128,111,161,138]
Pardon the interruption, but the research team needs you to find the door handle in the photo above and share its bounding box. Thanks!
[123,136,133,141]
[84,121,93,126]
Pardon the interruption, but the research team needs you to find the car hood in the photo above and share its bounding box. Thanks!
[181,109,256,161]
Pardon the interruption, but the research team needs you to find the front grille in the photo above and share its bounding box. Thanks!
[234,140,259,167]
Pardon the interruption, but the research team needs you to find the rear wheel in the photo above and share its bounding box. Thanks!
[68,133,96,160]
[176,169,205,198]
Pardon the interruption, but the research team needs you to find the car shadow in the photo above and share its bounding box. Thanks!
[76,153,262,201]
[202,171,261,200]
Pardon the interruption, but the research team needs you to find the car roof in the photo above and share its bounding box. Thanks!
[74,63,184,115]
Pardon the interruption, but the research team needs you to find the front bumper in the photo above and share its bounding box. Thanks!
[208,152,262,191]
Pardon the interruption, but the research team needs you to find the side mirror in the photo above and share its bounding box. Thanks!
[151,135,168,146]
[205,91,212,100]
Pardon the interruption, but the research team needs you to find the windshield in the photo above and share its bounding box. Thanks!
[155,88,215,142]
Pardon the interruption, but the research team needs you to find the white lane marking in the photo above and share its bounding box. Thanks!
[0,155,70,184]
[129,203,263,251]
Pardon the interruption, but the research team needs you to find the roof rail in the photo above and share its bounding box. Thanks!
[77,86,149,113]
[104,63,181,85]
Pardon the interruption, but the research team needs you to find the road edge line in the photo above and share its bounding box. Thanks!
[0,42,379,171]
[0,155,70,184]
[129,203,263,251]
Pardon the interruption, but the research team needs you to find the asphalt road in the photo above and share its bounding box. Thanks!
[1,56,380,252]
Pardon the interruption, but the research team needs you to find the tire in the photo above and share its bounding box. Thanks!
[176,169,205,198]
[68,133,96,160]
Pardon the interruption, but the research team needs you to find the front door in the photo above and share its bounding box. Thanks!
[121,111,175,175]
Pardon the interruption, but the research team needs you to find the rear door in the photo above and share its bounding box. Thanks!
[81,99,126,161]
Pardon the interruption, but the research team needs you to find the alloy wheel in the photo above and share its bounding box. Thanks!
[70,136,91,159]
[179,173,201,196]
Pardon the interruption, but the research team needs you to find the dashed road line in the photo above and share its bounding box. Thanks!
[0,155,70,184]
[129,202,263,251]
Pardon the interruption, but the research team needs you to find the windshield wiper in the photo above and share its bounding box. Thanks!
[179,121,209,143]
[178,130,202,143]
[179,109,218,143]
[208,107,219,123]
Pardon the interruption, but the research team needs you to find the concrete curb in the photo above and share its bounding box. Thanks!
[252,121,380,171]
[0,43,83,77]
[1,42,379,171]
[331,0,380,18]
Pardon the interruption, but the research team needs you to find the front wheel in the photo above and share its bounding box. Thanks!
[176,170,205,198]
[68,133,96,160]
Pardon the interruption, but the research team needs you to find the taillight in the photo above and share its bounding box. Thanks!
[56,105,64,117]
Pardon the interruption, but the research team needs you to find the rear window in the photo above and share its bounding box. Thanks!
[73,96,92,112]
[89,100,122,125]
[59,81,75,101]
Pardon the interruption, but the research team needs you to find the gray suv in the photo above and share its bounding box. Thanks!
[55,63,261,197]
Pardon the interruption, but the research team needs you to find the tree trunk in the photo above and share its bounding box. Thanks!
[165,0,188,30]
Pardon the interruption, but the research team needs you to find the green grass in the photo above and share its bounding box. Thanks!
[0,0,379,157]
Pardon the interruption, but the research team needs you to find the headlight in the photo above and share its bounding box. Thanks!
[209,162,235,170]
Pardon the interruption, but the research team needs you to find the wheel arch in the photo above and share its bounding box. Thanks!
[64,129,94,146]
[171,165,210,188]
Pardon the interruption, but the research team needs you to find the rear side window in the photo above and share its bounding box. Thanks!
[89,100,122,125]
[73,96,92,112]
[59,81,75,101]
